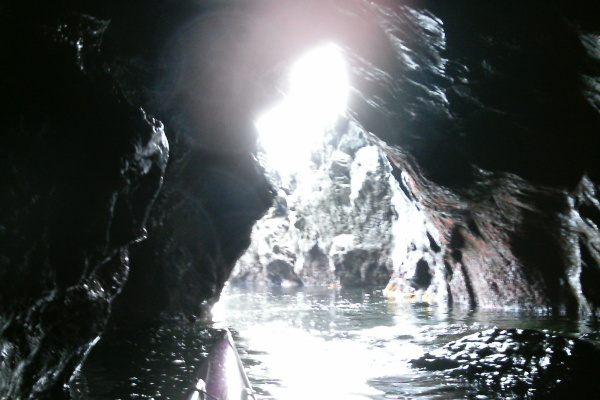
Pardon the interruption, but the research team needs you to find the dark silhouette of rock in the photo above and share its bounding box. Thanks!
[95,1,273,325]
[0,6,168,399]
[411,328,600,399]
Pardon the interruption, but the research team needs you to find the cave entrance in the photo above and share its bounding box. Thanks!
[255,43,349,175]
[228,42,430,293]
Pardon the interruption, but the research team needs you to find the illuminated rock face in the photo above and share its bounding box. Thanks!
[229,1,600,315]
[355,2,600,314]
[231,122,397,287]
[380,144,597,311]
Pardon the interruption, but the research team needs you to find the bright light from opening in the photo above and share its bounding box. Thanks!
[255,43,349,174]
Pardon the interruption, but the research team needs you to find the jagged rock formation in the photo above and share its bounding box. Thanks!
[228,1,600,316]
[381,143,596,312]
[108,146,271,325]
[101,1,274,325]
[231,122,397,287]
[0,8,168,400]
[358,2,600,315]
[411,328,600,399]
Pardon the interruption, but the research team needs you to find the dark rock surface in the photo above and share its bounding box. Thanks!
[411,328,600,399]
[359,2,600,314]
[109,149,271,325]
[98,1,274,325]
[1,6,168,399]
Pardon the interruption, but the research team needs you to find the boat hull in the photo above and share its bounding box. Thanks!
[187,329,256,400]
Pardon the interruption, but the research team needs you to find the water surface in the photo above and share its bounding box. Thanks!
[74,285,600,400]
[212,286,600,400]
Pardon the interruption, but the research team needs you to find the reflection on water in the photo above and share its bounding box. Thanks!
[72,324,216,400]
[73,285,599,400]
[212,285,599,400]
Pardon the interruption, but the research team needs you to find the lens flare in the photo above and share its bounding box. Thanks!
[255,43,349,175]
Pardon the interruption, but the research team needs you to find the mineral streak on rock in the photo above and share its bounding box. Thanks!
[359,1,600,315]
[230,1,600,317]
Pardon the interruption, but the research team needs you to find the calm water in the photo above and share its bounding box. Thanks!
[73,285,600,400]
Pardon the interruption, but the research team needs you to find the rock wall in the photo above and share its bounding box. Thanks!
[357,2,600,315]
[84,0,274,326]
[230,1,600,318]
[0,8,168,399]
[231,122,397,287]
[1,1,275,396]
[380,143,589,312]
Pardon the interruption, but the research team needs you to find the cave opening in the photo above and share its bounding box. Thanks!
[255,42,349,176]
[3,1,600,400]
[235,40,424,292]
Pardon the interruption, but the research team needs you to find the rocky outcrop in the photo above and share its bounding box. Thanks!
[109,149,272,325]
[571,176,600,315]
[228,0,600,316]
[381,142,584,311]
[345,2,600,315]
[99,2,274,325]
[231,122,397,287]
[411,328,600,399]
[0,8,168,400]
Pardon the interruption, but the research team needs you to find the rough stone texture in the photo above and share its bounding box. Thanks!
[411,328,600,399]
[348,2,600,316]
[0,7,168,400]
[379,137,600,314]
[99,1,274,325]
[229,1,600,316]
[109,149,272,325]
[570,176,600,315]
[382,142,576,310]
[231,122,396,287]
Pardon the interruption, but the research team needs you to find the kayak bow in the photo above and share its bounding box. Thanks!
[187,329,257,400]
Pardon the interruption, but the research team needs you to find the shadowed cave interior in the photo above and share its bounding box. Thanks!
[2,1,600,399]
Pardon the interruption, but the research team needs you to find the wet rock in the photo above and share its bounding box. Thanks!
[109,150,272,325]
[4,0,600,396]
[360,2,600,315]
[411,328,600,399]
[0,8,168,400]
[94,2,274,325]
[571,175,600,315]
[382,141,588,310]
[232,122,396,287]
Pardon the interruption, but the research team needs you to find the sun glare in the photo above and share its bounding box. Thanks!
[255,43,349,174]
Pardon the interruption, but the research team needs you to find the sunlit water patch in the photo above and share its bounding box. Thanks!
[73,286,599,400]
[213,286,600,400]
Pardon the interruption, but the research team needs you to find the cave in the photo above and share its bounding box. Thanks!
[2,1,600,399]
